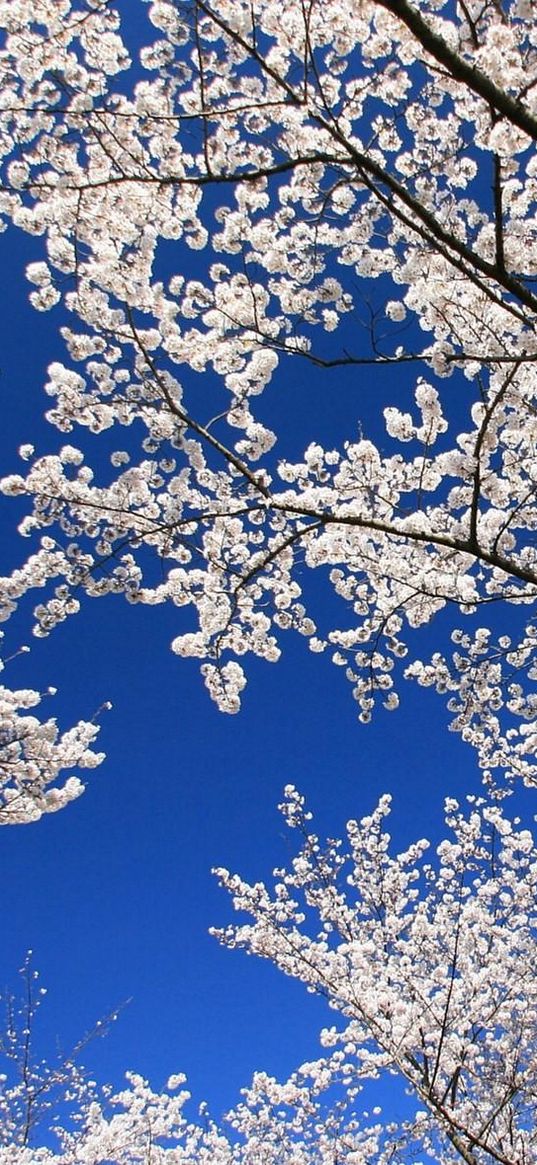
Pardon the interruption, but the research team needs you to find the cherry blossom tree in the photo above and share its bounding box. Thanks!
[215,784,537,1165]
[3,783,537,1164]
[1,0,537,789]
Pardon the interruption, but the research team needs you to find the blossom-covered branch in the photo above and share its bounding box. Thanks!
[0,637,106,824]
[1,0,537,780]
[214,784,537,1165]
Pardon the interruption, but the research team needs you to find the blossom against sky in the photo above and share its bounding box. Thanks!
[2,0,537,1134]
[0,218,477,1116]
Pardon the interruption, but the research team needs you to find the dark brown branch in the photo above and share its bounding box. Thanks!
[493,154,506,276]
[272,497,537,591]
[469,363,520,548]
[375,0,537,142]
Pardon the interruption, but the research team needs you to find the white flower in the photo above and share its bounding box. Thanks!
[385,300,407,321]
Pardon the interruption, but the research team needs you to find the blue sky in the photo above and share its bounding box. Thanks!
[0,1,532,1135]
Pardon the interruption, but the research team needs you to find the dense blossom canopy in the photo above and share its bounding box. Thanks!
[2,0,537,790]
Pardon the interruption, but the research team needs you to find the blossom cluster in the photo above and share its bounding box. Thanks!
[0,637,106,824]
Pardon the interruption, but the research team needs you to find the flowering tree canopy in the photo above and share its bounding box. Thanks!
[4,785,537,1163]
[1,0,537,791]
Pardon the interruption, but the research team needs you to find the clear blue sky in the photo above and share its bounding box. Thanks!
[0,3,530,1131]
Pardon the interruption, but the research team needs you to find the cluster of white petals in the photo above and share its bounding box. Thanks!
[1,1064,368,1163]
[0,637,106,824]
